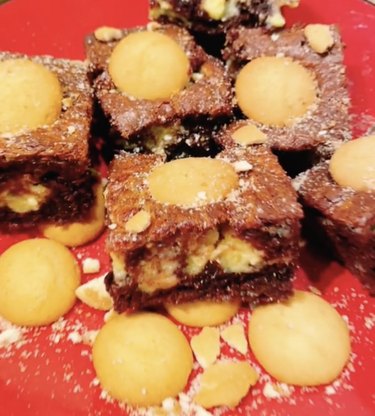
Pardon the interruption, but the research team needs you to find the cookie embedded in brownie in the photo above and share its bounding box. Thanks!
[295,135,375,295]
[0,52,96,231]
[222,25,351,176]
[105,146,303,312]
[85,24,232,157]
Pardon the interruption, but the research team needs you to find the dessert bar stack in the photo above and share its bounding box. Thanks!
[105,147,302,311]
[0,52,97,230]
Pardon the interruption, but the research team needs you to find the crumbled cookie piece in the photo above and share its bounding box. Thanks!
[191,327,220,368]
[232,124,268,146]
[221,323,248,354]
[76,275,113,311]
[304,24,334,54]
[194,361,258,408]
[124,210,152,234]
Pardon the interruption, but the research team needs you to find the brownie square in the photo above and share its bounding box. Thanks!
[105,146,302,312]
[85,24,232,151]
[295,162,375,295]
[223,25,351,173]
[149,0,299,56]
[0,52,96,230]
[150,0,299,35]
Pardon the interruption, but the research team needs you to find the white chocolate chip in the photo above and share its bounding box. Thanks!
[304,24,334,54]
[201,0,226,20]
[94,26,123,42]
[62,97,73,109]
[124,210,151,234]
[192,72,204,82]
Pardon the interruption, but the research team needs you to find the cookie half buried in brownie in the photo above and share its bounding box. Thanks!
[105,147,302,312]
[296,135,375,295]
[149,0,299,55]
[85,24,232,157]
[223,24,351,176]
[0,52,96,230]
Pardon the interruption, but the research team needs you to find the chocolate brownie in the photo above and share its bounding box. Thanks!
[149,0,297,34]
[149,0,299,55]
[222,25,351,175]
[295,162,375,295]
[115,116,225,160]
[0,52,96,230]
[105,146,302,312]
[85,24,232,156]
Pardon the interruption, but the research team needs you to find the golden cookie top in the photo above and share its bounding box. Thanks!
[0,58,62,135]
[109,30,190,100]
[329,135,375,192]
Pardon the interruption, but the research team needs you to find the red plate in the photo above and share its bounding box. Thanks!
[0,1,374,415]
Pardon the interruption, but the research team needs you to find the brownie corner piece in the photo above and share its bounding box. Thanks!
[296,162,375,295]
[223,24,351,166]
[0,51,96,230]
[105,147,302,312]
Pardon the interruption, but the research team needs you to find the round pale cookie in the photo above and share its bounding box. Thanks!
[109,31,190,100]
[41,183,105,247]
[235,56,317,127]
[148,157,239,207]
[165,300,240,327]
[329,135,375,192]
[231,123,268,146]
[0,238,80,326]
[0,58,62,135]
[92,313,193,406]
[248,291,351,386]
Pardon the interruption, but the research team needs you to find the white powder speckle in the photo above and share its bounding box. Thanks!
[233,160,253,172]
[0,328,23,348]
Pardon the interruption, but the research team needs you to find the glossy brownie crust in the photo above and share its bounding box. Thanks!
[85,24,232,140]
[296,163,375,295]
[223,26,351,156]
[0,52,95,229]
[105,146,302,311]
